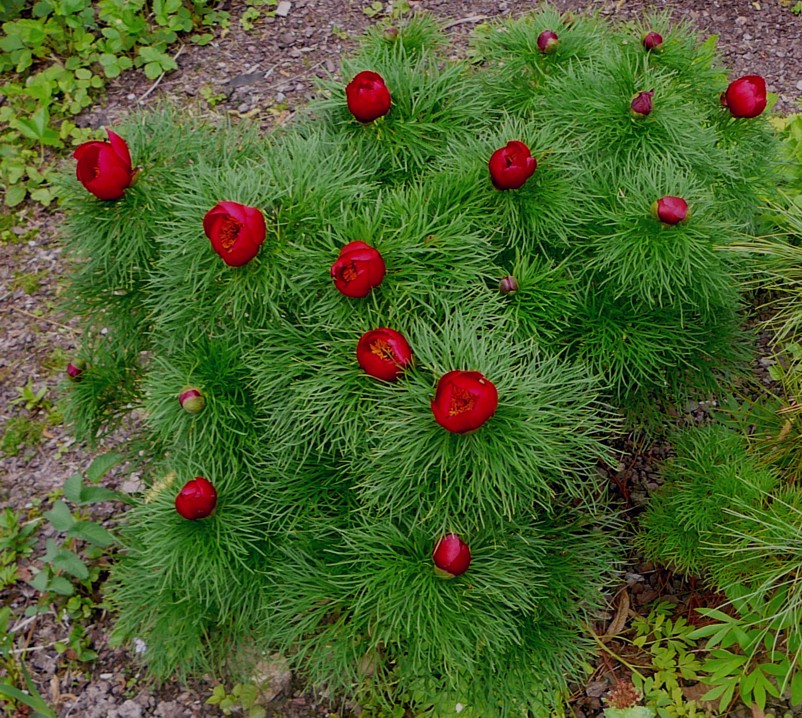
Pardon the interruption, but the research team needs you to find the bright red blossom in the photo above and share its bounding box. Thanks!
[356,328,412,382]
[537,30,559,53]
[331,241,386,298]
[631,90,654,117]
[73,129,135,200]
[721,75,767,119]
[489,141,537,191]
[652,196,689,225]
[431,370,498,433]
[642,31,663,51]
[432,534,472,578]
[346,70,392,123]
[175,477,217,520]
[203,201,266,267]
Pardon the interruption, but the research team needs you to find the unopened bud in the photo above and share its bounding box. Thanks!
[67,359,86,382]
[178,387,206,414]
[499,275,519,295]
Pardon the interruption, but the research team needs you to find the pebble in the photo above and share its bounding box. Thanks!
[276,0,292,17]
[113,699,143,718]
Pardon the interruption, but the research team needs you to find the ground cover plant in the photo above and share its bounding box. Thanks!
[53,5,783,716]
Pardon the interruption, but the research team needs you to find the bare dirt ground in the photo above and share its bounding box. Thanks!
[1,1,801,716]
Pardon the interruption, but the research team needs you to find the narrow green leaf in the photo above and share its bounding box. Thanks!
[791,670,802,706]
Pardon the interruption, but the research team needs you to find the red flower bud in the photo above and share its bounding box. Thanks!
[721,75,767,119]
[346,70,392,123]
[331,241,386,298]
[432,534,471,578]
[631,90,654,117]
[203,201,266,267]
[73,129,135,200]
[537,30,559,54]
[499,275,518,295]
[431,370,498,434]
[175,476,217,520]
[652,196,689,225]
[356,327,413,382]
[642,31,663,51]
[488,140,537,191]
[66,358,86,382]
[178,387,206,414]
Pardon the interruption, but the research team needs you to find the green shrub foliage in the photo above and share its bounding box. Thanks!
[61,7,780,715]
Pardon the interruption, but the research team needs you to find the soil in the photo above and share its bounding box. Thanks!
[1,1,801,717]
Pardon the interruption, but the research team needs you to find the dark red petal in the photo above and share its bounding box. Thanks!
[106,129,132,169]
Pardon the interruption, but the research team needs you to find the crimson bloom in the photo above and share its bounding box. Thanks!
[331,241,386,298]
[73,129,135,200]
[488,141,537,191]
[431,370,498,434]
[721,75,767,119]
[631,90,654,117]
[175,477,217,520]
[642,31,663,51]
[652,196,689,225]
[432,534,472,578]
[356,327,412,382]
[203,201,266,267]
[537,30,559,53]
[346,70,392,123]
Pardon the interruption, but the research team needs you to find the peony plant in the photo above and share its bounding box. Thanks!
[59,6,780,716]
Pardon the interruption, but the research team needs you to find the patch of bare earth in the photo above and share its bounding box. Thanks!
[1,1,800,716]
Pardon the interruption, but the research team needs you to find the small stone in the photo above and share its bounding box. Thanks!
[237,102,251,113]
[585,680,608,698]
[276,1,292,16]
[796,80,802,92]
[325,60,336,73]
[276,92,286,102]
[251,654,292,703]
[113,700,143,718]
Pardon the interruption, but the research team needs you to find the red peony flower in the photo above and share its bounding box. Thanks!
[356,327,413,382]
[432,534,471,578]
[488,140,537,191]
[537,30,559,53]
[642,31,663,51]
[431,370,498,434]
[346,70,392,123]
[331,241,386,298]
[631,90,654,117]
[652,196,689,225]
[73,129,135,200]
[203,201,266,267]
[175,476,217,520]
[721,75,767,119]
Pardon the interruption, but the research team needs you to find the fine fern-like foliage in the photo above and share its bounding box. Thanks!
[638,424,779,577]
[59,6,784,715]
